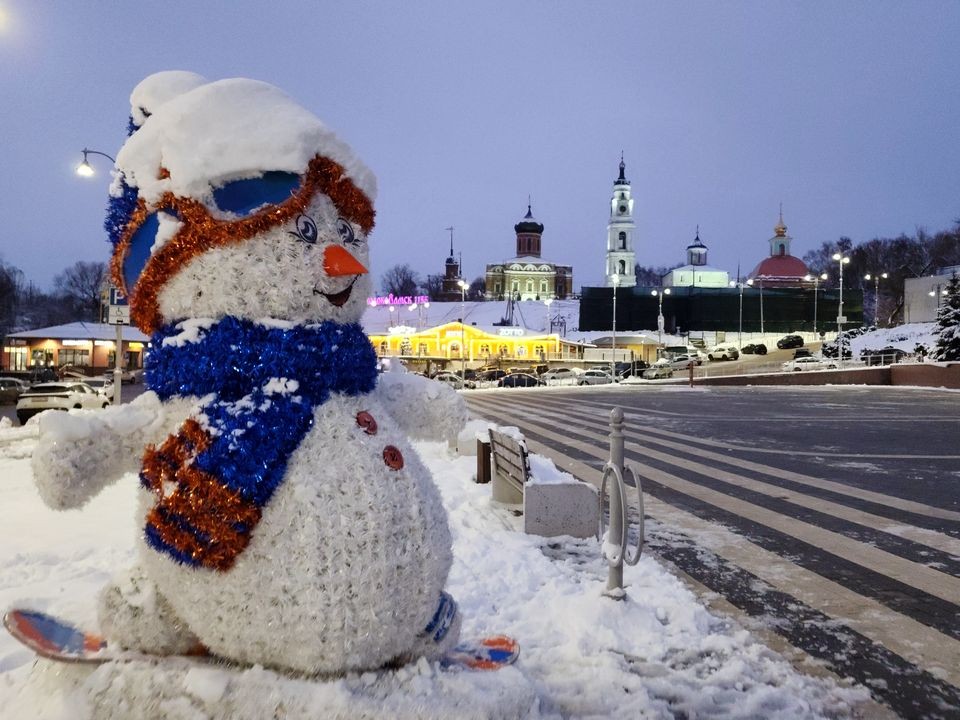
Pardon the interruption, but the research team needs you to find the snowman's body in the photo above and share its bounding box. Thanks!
[139,392,454,673]
[31,72,466,675]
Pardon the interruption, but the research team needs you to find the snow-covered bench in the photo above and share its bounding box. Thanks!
[488,428,598,539]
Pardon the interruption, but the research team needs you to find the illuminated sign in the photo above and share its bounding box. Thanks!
[367,294,430,307]
[94,340,115,347]
[62,339,91,347]
[497,327,524,337]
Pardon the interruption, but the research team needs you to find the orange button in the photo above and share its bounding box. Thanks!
[383,445,403,470]
[356,411,377,435]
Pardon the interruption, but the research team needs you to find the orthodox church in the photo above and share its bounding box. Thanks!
[436,229,467,301]
[484,203,573,301]
[747,210,812,288]
[661,229,730,288]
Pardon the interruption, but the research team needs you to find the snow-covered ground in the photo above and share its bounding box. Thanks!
[0,424,870,719]
[848,322,937,356]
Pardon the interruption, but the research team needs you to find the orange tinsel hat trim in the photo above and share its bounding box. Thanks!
[110,155,375,334]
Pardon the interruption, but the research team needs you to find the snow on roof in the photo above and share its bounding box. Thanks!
[6,322,149,342]
[116,74,376,207]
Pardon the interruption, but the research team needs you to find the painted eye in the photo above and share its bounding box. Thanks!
[295,215,318,244]
[336,218,357,244]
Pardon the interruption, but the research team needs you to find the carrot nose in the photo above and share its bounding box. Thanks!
[323,245,367,276]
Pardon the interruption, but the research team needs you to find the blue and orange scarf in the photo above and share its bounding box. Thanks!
[140,316,378,570]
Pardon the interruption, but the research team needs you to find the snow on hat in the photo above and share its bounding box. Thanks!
[107,72,376,333]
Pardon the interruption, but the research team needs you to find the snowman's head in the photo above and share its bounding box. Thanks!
[107,73,377,332]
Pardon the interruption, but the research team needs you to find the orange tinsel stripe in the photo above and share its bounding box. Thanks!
[109,155,375,334]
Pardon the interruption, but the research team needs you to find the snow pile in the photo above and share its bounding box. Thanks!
[848,322,937,356]
[0,426,871,719]
[526,452,580,486]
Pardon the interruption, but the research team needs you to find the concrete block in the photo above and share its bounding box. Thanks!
[523,482,599,539]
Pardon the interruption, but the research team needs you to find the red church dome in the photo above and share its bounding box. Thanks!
[749,255,810,283]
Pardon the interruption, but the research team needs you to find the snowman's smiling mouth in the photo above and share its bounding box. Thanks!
[314,276,359,307]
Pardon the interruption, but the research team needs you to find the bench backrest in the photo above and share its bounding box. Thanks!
[488,429,530,491]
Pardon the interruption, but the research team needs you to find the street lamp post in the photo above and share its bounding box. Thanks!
[929,285,948,311]
[833,253,851,367]
[458,280,469,379]
[804,273,829,335]
[729,281,745,349]
[864,272,888,327]
[651,288,670,359]
[611,277,618,378]
[544,298,554,333]
[746,278,764,336]
[77,148,122,405]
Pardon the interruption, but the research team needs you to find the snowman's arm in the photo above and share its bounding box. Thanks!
[374,373,467,443]
[32,392,196,511]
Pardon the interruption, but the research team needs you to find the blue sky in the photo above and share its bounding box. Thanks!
[1,1,958,291]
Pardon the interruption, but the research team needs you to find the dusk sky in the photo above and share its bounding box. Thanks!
[1,2,959,292]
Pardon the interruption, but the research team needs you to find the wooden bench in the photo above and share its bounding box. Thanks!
[487,428,598,538]
[488,429,529,504]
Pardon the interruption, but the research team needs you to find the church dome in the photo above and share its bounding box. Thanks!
[514,204,544,234]
[749,255,810,281]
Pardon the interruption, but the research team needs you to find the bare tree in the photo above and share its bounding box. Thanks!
[468,276,486,300]
[420,273,443,300]
[634,264,680,287]
[53,261,106,322]
[380,263,421,297]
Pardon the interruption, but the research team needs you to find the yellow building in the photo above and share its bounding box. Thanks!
[367,321,586,368]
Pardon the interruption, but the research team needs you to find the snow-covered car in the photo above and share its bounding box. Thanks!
[577,369,614,386]
[642,363,674,379]
[0,377,31,404]
[781,357,838,372]
[16,381,112,425]
[82,376,116,398]
[707,345,740,361]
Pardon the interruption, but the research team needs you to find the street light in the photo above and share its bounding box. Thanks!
[77,148,122,405]
[833,253,851,367]
[76,148,115,177]
[804,273,829,335]
[746,278,763,336]
[929,285,949,311]
[611,276,618,378]
[543,298,554,332]
[651,288,670,359]
[458,280,469,379]
[729,280,745,348]
[864,272,888,327]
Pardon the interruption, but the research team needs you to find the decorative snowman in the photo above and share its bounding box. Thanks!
[31,71,466,675]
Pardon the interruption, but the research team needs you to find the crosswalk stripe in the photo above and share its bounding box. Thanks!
[526,394,960,522]
[465,395,960,689]
[508,395,960,559]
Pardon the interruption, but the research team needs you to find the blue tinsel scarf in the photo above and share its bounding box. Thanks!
[141,316,379,568]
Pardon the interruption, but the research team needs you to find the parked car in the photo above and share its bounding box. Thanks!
[498,373,544,388]
[478,369,508,382]
[0,377,30,404]
[16,381,112,425]
[707,345,740,361]
[776,334,804,350]
[541,367,578,384]
[432,372,468,390]
[642,362,674,379]
[793,348,813,360]
[578,369,614,386]
[82,376,116,398]
[664,354,699,370]
[740,343,768,355]
[861,347,909,366]
[781,357,838,372]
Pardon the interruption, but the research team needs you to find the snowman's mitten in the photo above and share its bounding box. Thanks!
[376,372,467,443]
[98,562,200,655]
[32,391,176,510]
[401,591,462,664]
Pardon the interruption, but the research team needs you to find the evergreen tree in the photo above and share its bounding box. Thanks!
[932,272,960,361]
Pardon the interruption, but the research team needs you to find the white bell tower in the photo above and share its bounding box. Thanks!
[605,154,636,287]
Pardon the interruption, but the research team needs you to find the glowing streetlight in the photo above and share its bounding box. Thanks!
[458,280,469,378]
[833,253,851,367]
[864,272,888,327]
[804,273,829,335]
[651,288,671,358]
[746,278,764,336]
[76,149,115,178]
